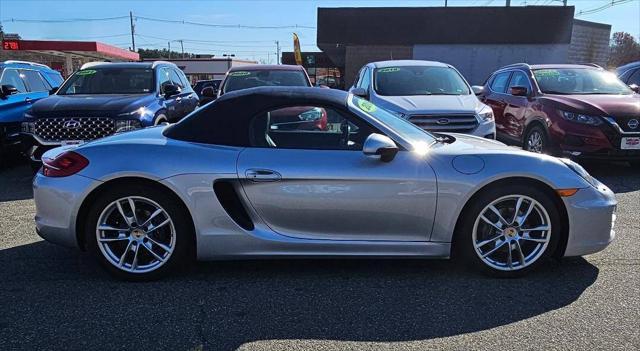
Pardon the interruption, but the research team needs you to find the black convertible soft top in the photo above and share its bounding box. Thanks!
[164,86,350,146]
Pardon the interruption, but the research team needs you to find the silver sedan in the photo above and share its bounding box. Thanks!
[33,87,616,280]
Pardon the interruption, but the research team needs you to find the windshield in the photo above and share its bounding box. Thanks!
[374,66,471,96]
[533,68,632,95]
[350,95,436,148]
[58,68,154,95]
[222,70,309,93]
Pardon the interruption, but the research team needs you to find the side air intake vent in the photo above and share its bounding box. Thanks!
[213,180,255,231]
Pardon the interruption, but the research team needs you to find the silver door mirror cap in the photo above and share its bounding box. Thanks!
[471,85,484,95]
[351,87,368,97]
[363,133,399,162]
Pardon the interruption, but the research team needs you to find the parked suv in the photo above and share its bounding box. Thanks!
[476,63,640,165]
[349,60,496,139]
[616,61,640,88]
[21,61,198,163]
[0,61,63,165]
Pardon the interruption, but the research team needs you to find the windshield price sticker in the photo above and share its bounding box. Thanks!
[378,67,400,73]
[76,69,97,76]
[357,99,377,113]
[229,71,251,77]
[534,70,560,77]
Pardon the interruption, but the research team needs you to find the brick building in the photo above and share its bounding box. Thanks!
[317,6,612,86]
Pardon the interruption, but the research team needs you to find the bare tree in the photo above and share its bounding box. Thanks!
[609,32,640,67]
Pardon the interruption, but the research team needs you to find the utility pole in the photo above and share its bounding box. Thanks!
[129,11,136,52]
[506,0,511,7]
[563,0,567,6]
[168,42,171,59]
[444,0,448,7]
[275,40,280,65]
[179,40,184,58]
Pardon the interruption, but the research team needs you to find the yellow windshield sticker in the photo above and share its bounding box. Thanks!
[76,69,97,76]
[357,99,377,113]
[229,71,251,77]
[378,67,400,73]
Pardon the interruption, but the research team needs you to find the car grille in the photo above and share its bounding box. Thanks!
[613,116,640,133]
[408,114,479,133]
[34,117,115,142]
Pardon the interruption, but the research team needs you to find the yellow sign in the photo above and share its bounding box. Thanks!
[357,99,377,113]
[293,33,303,66]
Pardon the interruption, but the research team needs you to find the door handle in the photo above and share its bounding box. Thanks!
[25,97,33,103]
[245,169,281,182]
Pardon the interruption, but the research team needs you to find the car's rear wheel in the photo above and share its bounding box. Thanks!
[457,184,561,277]
[523,125,550,154]
[85,184,192,281]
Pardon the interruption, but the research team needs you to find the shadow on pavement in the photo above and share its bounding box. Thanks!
[583,161,640,193]
[0,163,34,202]
[0,240,599,350]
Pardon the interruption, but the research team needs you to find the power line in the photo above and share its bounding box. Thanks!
[576,0,635,16]
[134,15,315,30]
[1,16,129,23]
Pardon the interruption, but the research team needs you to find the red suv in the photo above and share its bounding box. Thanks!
[477,64,640,166]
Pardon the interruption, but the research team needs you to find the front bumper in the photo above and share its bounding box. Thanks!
[562,179,617,256]
[33,172,101,248]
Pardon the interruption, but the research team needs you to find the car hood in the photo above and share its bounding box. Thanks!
[375,94,482,114]
[540,93,640,117]
[30,94,157,116]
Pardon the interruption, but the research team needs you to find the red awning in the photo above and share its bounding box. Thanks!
[2,39,139,61]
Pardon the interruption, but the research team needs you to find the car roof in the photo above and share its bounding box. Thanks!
[528,64,603,70]
[80,61,176,70]
[370,60,450,68]
[616,61,640,73]
[165,86,348,146]
[227,64,305,72]
[0,60,58,72]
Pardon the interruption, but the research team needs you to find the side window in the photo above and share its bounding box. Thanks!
[21,70,51,92]
[0,69,28,93]
[158,67,172,93]
[628,69,640,86]
[176,69,191,88]
[507,71,532,93]
[490,72,511,93]
[249,105,375,150]
[360,68,371,91]
[45,72,64,87]
[169,68,185,88]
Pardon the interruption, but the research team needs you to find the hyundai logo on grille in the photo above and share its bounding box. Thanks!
[436,118,450,125]
[63,120,81,129]
[628,119,639,130]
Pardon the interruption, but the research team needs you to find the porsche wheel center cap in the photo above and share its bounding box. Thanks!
[131,229,145,239]
[504,227,518,238]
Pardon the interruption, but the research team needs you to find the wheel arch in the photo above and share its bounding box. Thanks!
[451,176,569,259]
[75,177,196,255]
[522,118,549,144]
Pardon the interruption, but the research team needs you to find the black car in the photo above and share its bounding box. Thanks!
[193,79,222,105]
[21,61,199,163]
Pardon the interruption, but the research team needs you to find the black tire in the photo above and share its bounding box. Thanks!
[84,183,193,281]
[456,183,562,278]
[523,125,553,155]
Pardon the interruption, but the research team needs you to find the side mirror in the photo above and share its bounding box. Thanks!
[201,86,216,98]
[351,87,368,98]
[510,86,529,97]
[471,85,484,95]
[363,133,398,162]
[163,84,181,98]
[49,87,59,95]
[629,84,640,93]
[1,84,18,98]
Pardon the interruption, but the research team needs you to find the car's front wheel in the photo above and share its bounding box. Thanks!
[523,125,550,154]
[85,184,193,281]
[457,184,561,277]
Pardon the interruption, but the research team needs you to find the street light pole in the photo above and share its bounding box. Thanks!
[129,11,136,52]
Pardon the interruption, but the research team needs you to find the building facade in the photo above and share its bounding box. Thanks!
[317,6,611,86]
[143,58,257,85]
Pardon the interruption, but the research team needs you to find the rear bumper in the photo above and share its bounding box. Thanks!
[562,180,617,257]
[33,172,100,248]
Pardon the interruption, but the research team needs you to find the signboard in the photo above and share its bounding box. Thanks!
[2,40,20,50]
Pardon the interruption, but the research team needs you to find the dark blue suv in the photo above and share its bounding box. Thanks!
[0,60,63,165]
[21,61,198,163]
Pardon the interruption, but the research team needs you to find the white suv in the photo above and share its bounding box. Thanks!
[349,60,496,139]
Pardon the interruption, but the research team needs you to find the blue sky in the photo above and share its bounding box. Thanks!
[1,0,639,63]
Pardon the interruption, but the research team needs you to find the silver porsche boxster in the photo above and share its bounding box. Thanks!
[33,87,616,280]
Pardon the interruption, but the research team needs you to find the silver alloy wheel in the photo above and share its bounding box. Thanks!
[526,131,544,153]
[96,196,176,273]
[472,194,551,271]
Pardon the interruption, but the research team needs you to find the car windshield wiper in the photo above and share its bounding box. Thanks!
[542,90,572,95]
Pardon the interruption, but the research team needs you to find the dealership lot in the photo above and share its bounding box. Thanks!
[0,161,637,350]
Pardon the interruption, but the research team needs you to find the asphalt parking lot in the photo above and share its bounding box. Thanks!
[0,160,638,351]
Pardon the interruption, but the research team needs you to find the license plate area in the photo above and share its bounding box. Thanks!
[61,140,85,146]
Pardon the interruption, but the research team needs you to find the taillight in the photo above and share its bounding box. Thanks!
[42,151,89,177]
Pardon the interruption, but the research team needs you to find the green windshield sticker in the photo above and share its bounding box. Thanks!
[534,69,560,77]
[378,67,400,73]
[76,69,97,76]
[229,71,251,77]
[357,99,377,113]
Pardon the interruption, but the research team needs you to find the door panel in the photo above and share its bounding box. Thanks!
[237,148,437,242]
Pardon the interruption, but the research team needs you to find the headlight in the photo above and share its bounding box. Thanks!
[118,107,152,118]
[21,121,35,133]
[561,111,602,126]
[477,105,494,121]
[115,119,142,133]
[559,158,597,187]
